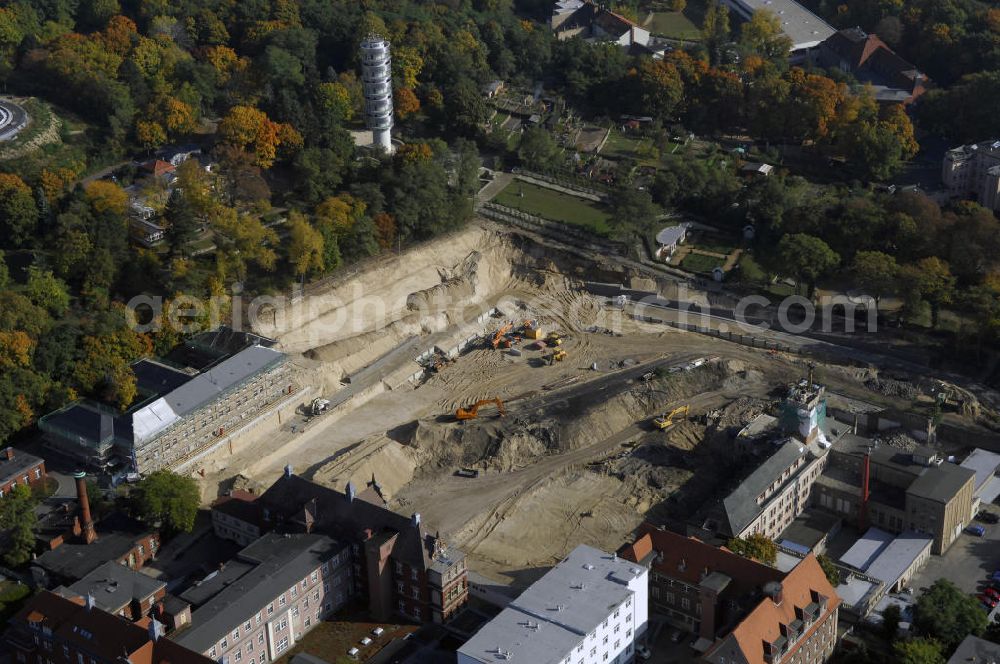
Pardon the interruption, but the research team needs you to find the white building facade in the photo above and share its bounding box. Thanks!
[458,545,648,664]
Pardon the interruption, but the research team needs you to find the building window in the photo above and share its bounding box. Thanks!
[221,638,228,650]
[267,604,274,616]
[278,618,287,631]
[235,651,242,662]
[244,620,252,631]
[233,627,240,640]
[279,595,287,606]
[276,637,289,653]
[411,569,418,582]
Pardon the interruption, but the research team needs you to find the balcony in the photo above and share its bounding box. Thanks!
[362,64,391,80]
[366,99,392,115]
[367,116,393,131]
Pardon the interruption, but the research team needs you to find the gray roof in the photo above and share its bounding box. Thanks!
[947,635,1000,664]
[65,561,165,613]
[839,527,894,572]
[906,463,975,504]
[34,514,153,582]
[458,545,645,664]
[172,533,344,654]
[864,531,932,588]
[723,441,811,536]
[178,560,256,607]
[960,448,1000,494]
[133,345,285,444]
[655,223,689,247]
[724,0,835,51]
[0,448,44,485]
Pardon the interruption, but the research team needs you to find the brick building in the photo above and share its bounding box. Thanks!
[813,436,975,553]
[212,470,469,624]
[173,533,350,663]
[212,489,265,546]
[5,591,213,664]
[63,560,167,622]
[0,447,46,498]
[622,526,840,664]
[818,27,927,104]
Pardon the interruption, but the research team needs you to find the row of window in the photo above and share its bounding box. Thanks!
[0,467,43,498]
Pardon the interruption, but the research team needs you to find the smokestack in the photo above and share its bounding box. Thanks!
[4,447,13,460]
[74,471,97,544]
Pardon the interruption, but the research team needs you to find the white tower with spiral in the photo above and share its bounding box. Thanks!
[360,34,394,154]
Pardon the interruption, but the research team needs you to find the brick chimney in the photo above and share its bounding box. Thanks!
[74,471,97,544]
[4,447,13,460]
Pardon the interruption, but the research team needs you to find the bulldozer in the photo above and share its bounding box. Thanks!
[546,331,563,347]
[455,398,507,420]
[653,405,689,430]
[547,349,567,365]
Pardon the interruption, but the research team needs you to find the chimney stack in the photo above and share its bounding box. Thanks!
[148,617,163,642]
[764,581,783,606]
[4,447,13,460]
[85,594,96,611]
[346,481,356,503]
[74,471,97,545]
[412,513,421,528]
[284,464,293,478]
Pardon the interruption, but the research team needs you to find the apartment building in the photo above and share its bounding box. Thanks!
[621,527,840,664]
[211,470,470,625]
[812,436,975,553]
[942,140,1000,211]
[0,447,46,498]
[173,533,350,663]
[818,28,926,104]
[39,330,295,474]
[458,544,648,664]
[693,379,831,542]
[5,591,213,664]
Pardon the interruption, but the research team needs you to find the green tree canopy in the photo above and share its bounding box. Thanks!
[913,579,988,650]
[726,533,777,566]
[776,233,840,296]
[0,484,37,566]
[892,638,945,664]
[130,470,200,535]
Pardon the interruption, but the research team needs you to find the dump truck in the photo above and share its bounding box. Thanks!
[456,398,506,420]
[653,405,689,430]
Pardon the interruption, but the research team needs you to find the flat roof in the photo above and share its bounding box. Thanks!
[947,635,1000,664]
[839,527,894,572]
[864,531,932,588]
[725,0,835,50]
[960,448,1000,494]
[65,561,166,613]
[778,509,842,551]
[834,575,881,611]
[458,545,645,664]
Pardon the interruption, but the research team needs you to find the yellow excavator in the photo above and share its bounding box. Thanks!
[456,398,507,420]
[547,349,567,365]
[653,405,689,430]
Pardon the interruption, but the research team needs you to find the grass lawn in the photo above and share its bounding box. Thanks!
[601,129,644,160]
[275,612,416,664]
[494,180,612,235]
[681,252,724,273]
[692,240,737,255]
[643,0,707,41]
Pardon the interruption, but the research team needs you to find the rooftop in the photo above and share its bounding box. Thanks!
[458,545,644,664]
[839,527,895,572]
[655,223,690,247]
[172,533,344,654]
[0,447,44,484]
[10,590,213,664]
[722,440,815,536]
[960,448,1000,494]
[906,462,975,504]
[64,561,166,614]
[34,513,155,582]
[947,634,1000,664]
[863,531,932,588]
[725,0,835,51]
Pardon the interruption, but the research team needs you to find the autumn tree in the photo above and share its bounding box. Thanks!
[74,327,152,410]
[211,207,278,280]
[395,87,421,119]
[130,470,199,535]
[287,212,324,279]
[726,533,777,565]
[219,105,301,169]
[0,173,38,248]
[84,180,129,217]
[739,9,792,62]
[893,639,944,664]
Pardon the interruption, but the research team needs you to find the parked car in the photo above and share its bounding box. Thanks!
[967,525,987,537]
[990,571,1000,581]
[978,594,998,608]
[985,587,1000,601]
[976,511,1000,524]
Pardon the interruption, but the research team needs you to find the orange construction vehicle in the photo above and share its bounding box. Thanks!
[490,322,513,349]
[456,398,506,420]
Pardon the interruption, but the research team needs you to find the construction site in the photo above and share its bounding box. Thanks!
[189,222,1000,588]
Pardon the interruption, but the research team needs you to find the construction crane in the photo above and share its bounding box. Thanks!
[653,405,690,430]
[456,398,506,420]
[491,322,514,349]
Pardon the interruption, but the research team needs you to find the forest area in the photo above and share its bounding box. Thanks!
[1,0,1000,448]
